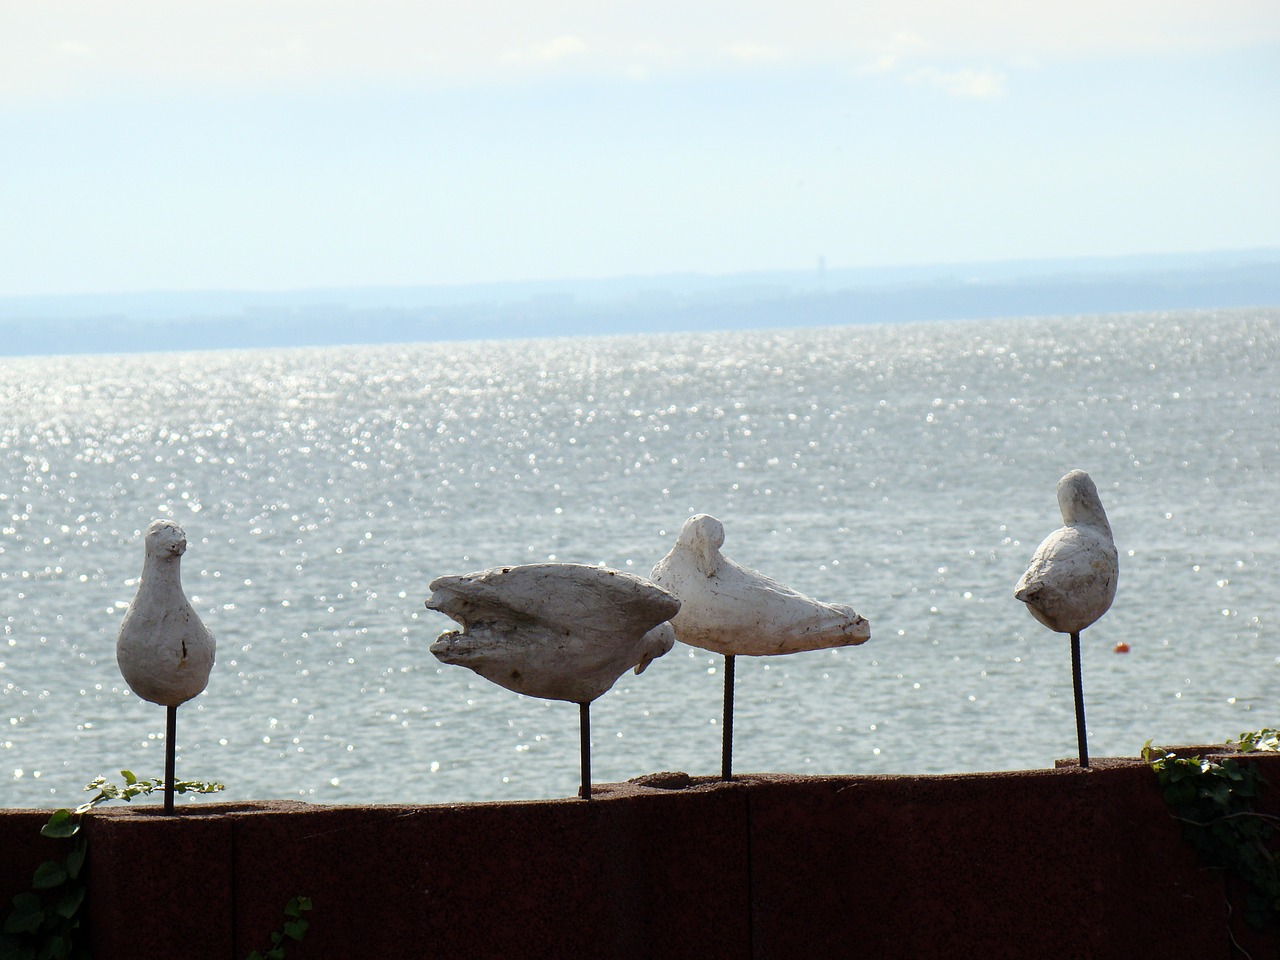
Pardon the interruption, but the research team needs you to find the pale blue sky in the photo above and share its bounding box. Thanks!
[2,1,1278,297]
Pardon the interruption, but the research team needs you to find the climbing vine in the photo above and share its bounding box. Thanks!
[245,897,313,960]
[0,771,224,960]
[1231,728,1280,753]
[1143,740,1280,930]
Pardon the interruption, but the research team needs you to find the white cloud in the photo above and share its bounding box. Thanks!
[909,66,1008,99]
[858,32,931,75]
[860,31,1005,99]
[54,40,93,59]
[531,36,587,63]
[0,0,1276,103]
[726,41,789,63]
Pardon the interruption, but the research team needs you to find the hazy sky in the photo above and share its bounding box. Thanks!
[2,1,1278,297]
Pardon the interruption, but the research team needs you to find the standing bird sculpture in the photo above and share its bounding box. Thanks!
[651,514,871,780]
[427,562,680,799]
[1015,470,1118,768]
[117,519,216,812]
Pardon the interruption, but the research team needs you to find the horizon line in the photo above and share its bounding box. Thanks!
[2,246,1278,306]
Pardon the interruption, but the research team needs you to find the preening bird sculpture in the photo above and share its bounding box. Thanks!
[651,514,871,779]
[1015,469,1118,768]
[427,562,680,798]
[117,519,215,812]
[652,514,870,656]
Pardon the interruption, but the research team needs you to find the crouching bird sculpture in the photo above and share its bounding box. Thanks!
[652,514,871,780]
[1015,469,1119,769]
[426,563,680,798]
[116,519,216,813]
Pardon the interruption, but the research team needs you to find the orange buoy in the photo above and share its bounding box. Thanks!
[1113,642,1130,654]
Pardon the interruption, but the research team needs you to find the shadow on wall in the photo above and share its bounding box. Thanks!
[3,754,1278,960]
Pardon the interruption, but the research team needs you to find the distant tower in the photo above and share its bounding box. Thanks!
[817,255,827,276]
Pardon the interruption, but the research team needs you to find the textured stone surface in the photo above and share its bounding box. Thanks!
[116,519,215,707]
[226,788,748,960]
[84,804,237,958]
[748,759,1271,959]
[4,757,1276,959]
[1015,470,1119,635]
[427,562,679,703]
[651,514,870,656]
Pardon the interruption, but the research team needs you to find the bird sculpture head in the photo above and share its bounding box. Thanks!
[678,514,726,577]
[145,519,188,560]
[633,622,676,675]
[1056,469,1112,536]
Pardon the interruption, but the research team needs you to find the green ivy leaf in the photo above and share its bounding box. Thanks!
[63,848,85,883]
[174,779,225,795]
[38,812,78,841]
[6,894,42,920]
[283,920,308,941]
[121,770,137,786]
[31,863,66,892]
[42,930,72,960]
[0,931,39,960]
[3,893,44,935]
[54,888,85,922]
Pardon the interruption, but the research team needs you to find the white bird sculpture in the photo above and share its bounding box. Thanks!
[1015,470,1118,635]
[1014,469,1118,768]
[652,514,870,656]
[426,562,680,798]
[116,519,215,811]
[651,514,871,779]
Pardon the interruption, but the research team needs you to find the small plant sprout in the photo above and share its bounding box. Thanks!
[1,772,224,960]
[246,897,313,960]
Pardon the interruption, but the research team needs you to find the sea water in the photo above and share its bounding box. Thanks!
[2,307,1277,808]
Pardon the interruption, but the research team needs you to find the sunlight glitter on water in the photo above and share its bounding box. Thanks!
[1,307,1278,806]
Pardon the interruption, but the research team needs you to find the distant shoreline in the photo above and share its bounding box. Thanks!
[1,248,1277,358]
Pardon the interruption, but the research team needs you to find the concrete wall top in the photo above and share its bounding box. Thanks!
[4,756,1279,959]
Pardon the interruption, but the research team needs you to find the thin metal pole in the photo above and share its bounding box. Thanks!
[1070,631,1089,769]
[721,654,735,781]
[579,701,591,800]
[164,705,177,814]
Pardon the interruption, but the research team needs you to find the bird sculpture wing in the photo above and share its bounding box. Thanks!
[427,563,680,703]
[1015,525,1118,634]
[429,564,680,632]
[1018,528,1095,587]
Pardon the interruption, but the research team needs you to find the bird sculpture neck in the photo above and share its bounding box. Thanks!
[1057,480,1113,538]
[141,552,187,598]
[1062,500,1112,537]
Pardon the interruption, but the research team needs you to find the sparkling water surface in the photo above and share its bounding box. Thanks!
[2,308,1277,808]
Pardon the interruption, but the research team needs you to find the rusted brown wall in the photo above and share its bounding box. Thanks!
[3,756,1278,959]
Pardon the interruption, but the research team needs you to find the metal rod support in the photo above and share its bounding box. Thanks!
[1070,631,1089,769]
[721,654,735,781]
[164,705,177,814]
[579,701,591,800]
